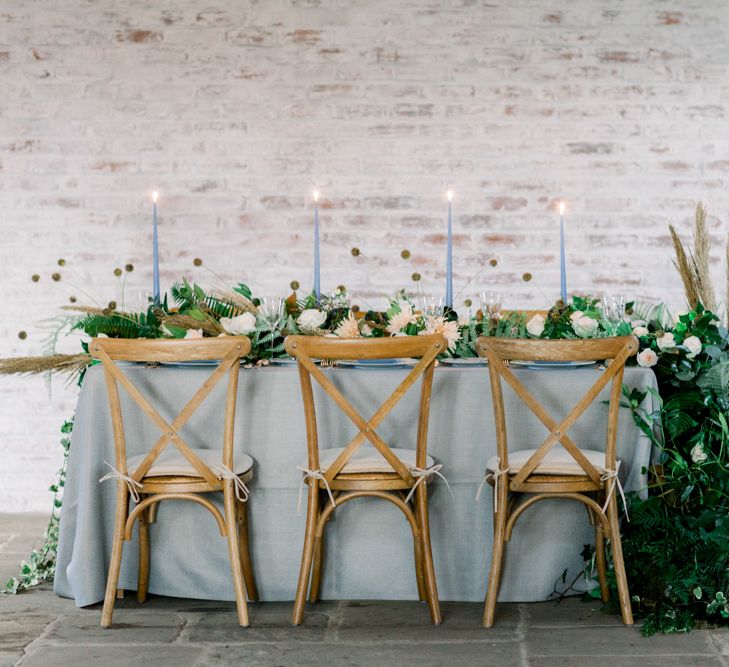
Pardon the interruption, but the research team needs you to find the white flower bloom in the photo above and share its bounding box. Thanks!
[184,328,204,339]
[361,323,373,336]
[632,326,649,337]
[630,318,647,328]
[572,315,599,338]
[220,312,257,335]
[636,348,658,368]
[386,302,418,335]
[297,309,327,330]
[420,315,461,351]
[683,335,702,359]
[569,310,584,323]
[334,312,361,338]
[656,332,676,350]
[691,444,708,463]
[526,314,545,337]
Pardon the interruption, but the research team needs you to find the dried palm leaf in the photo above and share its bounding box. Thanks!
[160,314,224,337]
[0,353,91,376]
[210,288,257,314]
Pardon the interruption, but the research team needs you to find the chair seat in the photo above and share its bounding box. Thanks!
[310,445,435,474]
[487,448,615,476]
[127,447,253,479]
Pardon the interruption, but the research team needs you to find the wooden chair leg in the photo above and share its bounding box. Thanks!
[237,498,259,602]
[416,484,441,625]
[309,533,324,603]
[292,483,320,625]
[411,498,427,602]
[223,485,249,627]
[483,481,509,628]
[594,522,609,603]
[137,504,150,604]
[606,495,634,625]
[101,486,129,628]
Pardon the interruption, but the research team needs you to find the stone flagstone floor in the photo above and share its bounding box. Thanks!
[1,513,728,666]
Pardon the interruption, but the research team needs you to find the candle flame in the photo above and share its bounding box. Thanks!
[558,201,565,215]
[152,191,159,203]
[313,190,320,203]
[446,190,453,202]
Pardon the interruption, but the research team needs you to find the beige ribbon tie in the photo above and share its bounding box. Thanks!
[404,463,453,504]
[218,465,251,503]
[297,466,336,514]
[99,461,143,503]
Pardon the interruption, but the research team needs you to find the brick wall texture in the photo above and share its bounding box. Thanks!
[2,0,729,510]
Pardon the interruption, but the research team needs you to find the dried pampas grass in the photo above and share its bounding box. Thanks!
[0,353,91,377]
[160,314,224,337]
[670,203,718,313]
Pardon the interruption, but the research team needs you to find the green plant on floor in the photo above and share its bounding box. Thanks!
[594,303,729,635]
[3,419,73,594]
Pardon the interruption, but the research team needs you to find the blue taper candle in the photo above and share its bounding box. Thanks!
[445,190,453,309]
[152,191,160,304]
[559,201,567,302]
[313,190,321,301]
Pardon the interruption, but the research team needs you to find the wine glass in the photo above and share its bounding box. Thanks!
[601,295,625,322]
[480,291,503,319]
[257,297,284,353]
[419,295,444,317]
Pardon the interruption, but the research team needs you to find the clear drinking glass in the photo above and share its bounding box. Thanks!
[602,295,626,322]
[480,291,503,319]
[419,295,444,317]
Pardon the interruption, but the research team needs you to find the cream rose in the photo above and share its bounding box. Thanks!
[636,349,658,368]
[657,332,676,351]
[572,315,599,338]
[184,328,204,339]
[632,326,649,337]
[220,312,257,335]
[570,310,584,323]
[691,444,708,463]
[683,335,702,359]
[297,309,327,330]
[526,314,545,337]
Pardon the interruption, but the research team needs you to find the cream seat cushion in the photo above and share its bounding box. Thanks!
[127,447,253,478]
[487,448,615,476]
[310,445,435,474]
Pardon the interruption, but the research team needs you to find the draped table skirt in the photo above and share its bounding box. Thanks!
[54,363,658,607]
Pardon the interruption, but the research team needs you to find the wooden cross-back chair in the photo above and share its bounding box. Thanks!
[476,336,638,628]
[90,336,258,628]
[284,334,447,625]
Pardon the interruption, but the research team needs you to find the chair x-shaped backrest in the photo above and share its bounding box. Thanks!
[477,336,638,487]
[90,337,251,486]
[285,334,446,486]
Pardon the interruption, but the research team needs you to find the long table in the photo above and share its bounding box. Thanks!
[54,362,658,607]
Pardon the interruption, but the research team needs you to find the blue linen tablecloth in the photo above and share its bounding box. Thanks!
[54,363,658,607]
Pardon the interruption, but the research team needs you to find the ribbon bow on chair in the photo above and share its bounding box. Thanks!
[601,460,629,521]
[404,464,454,504]
[218,465,251,503]
[475,457,510,513]
[99,461,144,503]
[296,466,337,514]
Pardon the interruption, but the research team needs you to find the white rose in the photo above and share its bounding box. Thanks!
[184,328,203,339]
[657,332,676,350]
[636,349,658,368]
[297,309,327,330]
[526,314,545,337]
[361,323,373,336]
[572,315,599,338]
[683,335,702,359]
[220,312,257,335]
[630,319,647,328]
[691,444,708,463]
[570,310,584,323]
[632,326,649,337]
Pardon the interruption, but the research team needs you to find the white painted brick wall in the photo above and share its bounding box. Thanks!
[2,0,728,511]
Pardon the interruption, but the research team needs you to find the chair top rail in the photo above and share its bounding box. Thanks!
[477,336,638,362]
[284,334,446,360]
[89,336,251,362]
